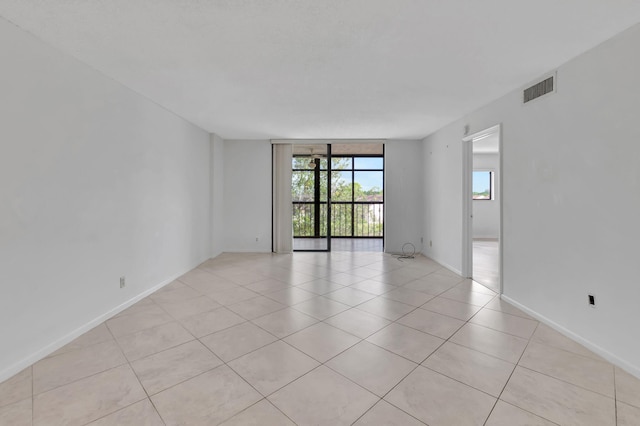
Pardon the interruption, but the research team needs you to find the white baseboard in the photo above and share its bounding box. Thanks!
[0,261,207,383]
[501,295,640,379]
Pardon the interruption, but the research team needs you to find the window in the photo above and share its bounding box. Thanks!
[473,171,493,200]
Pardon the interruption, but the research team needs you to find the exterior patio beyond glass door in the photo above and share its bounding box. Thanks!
[292,145,331,251]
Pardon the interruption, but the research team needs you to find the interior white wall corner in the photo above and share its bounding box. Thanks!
[222,140,272,252]
[384,140,424,254]
[210,133,225,258]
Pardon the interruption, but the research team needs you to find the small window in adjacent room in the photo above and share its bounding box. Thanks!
[473,171,493,200]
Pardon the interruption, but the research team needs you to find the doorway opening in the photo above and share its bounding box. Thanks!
[462,125,502,293]
[292,143,384,252]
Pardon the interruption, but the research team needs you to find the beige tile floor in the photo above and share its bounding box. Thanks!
[1,252,640,425]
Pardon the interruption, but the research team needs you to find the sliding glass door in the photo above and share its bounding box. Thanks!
[292,144,331,251]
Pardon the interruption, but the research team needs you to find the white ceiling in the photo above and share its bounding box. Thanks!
[1,1,639,140]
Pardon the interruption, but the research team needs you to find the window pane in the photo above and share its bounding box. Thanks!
[292,157,317,170]
[473,171,492,200]
[292,171,315,201]
[354,157,383,170]
[331,171,352,201]
[332,157,352,170]
[331,204,352,236]
[319,171,328,201]
[354,171,383,201]
[292,203,314,237]
[354,203,384,237]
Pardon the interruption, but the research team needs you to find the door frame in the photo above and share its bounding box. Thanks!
[461,124,503,294]
[292,143,332,252]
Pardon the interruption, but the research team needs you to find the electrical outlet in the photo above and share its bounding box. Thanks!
[420,237,423,243]
[255,237,259,242]
[588,294,596,307]
[429,240,433,247]
[120,276,126,289]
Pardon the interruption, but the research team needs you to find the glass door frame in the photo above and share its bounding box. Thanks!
[292,144,331,252]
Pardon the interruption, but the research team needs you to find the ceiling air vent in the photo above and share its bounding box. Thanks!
[523,75,555,104]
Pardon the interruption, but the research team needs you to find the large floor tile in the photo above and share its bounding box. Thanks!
[295,278,345,295]
[207,286,260,306]
[115,321,194,361]
[484,297,534,319]
[373,269,426,286]
[292,296,350,320]
[178,306,246,337]
[106,310,173,338]
[618,401,640,426]
[244,278,291,294]
[219,399,295,426]
[469,309,538,339]
[269,366,378,426]
[130,340,222,395]
[397,308,465,339]
[454,279,496,295]
[0,368,31,408]
[485,400,556,426]
[33,365,146,426]
[326,272,366,286]
[183,275,240,295]
[450,323,528,363]
[324,308,391,338]
[349,279,396,296]
[228,341,319,396]
[367,323,444,363]
[423,342,515,397]
[227,296,286,320]
[178,268,218,285]
[439,287,495,306]
[325,287,377,306]
[33,340,126,394]
[327,341,416,397]
[88,399,164,426]
[382,287,435,307]
[283,322,360,362]
[531,323,604,361]
[356,297,416,321]
[403,274,463,295]
[47,323,114,357]
[263,287,317,305]
[519,341,614,397]
[113,298,163,318]
[353,400,424,425]
[615,367,640,409]
[385,366,496,426]
[421,296,482,321]
[151,365,262,425]
[501,366,615,426]
[251,307,318,338]
[0,398,32,426]
[200,321,277,362]
[149,285,201,304]
[155,295,221,319]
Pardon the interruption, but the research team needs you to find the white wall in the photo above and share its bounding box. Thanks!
[0,19,211,381]
[473,153,500,239]
[385,140,424,254]
[210,134,225,257]
[422,24,640,376]
[223,140,272,252]
[421,130,464,274]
